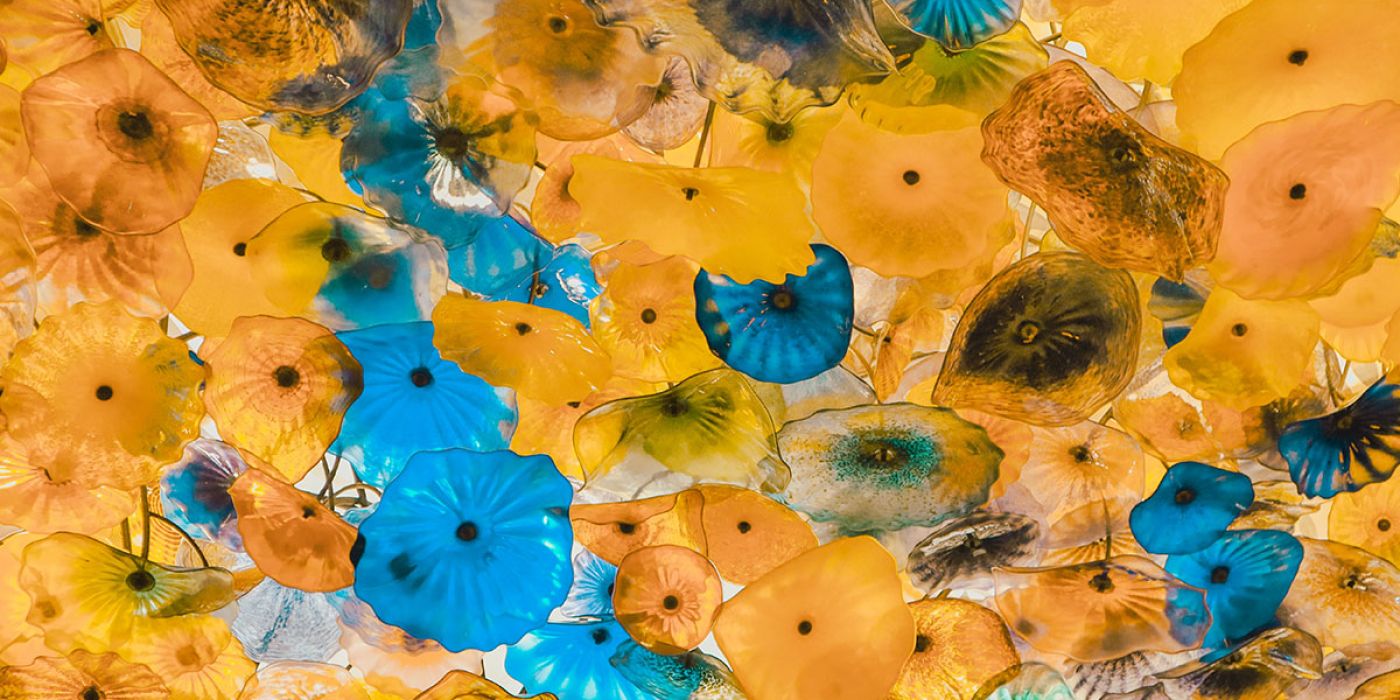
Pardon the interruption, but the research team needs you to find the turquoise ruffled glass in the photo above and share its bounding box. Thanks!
[610,641,742,700]
[889,0,1022,50]
[1130,462,1254,555]
[160,439,247,550]
[332,322,516,488]
[352,449,574,653]
[694,243,854,384]
[505,620,646,700]
[1164,530,1303,649]
[1281,377,1400,498]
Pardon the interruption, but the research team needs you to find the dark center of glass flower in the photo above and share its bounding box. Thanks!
[682,186,700,201]
[117,111,154,141]
[514,322,532,335]
[456,521,479,541]
[766,121,794,143]
[770,288,796,310]
[1069,444,1093,463]
[435,127,474,162]
[1289,183,1307,200]
[864,439,906,467]
[85,20,101,36]
[1379,518,1392,532]
[659,395,689,417]
[1210,566,1230,584]
[81,685,102,700]
[591,628,611,644]
[546,15,568,33]
[797,619,813,635]
[1231,323,1248,337]
[662,595,680,610]
[1175,488,1196,505]
[125,569,156,592]
[1343,574,1361,589]
[640,308,658,324]
[175,645,201,667]
[232,242,247,256]
[914,634,931,653]
[1288,49,1309,66]
[902,170,920,186]
[95,385,114,401]
[410,367,434,388]
[321,238,351,263]
[617,522,637,535]
[737,520,752,534]
[300,504,316,518]
[273,365,300,388]
[74,217,102,239]
[1089,570,1114,593]
[1015,320,1041,344]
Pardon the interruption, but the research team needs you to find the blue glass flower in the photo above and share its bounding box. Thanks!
[1164,530,1303,648]
[887,0,1022,50]
[453,236,601,328]
[340,77,535,246]
[693,243,854,384]
[332,322,517,487]
[370,0,445,101]
[1130,462,1254,555]
[558,548,618,620]
[506,243,602,328]
[1147,277,1208,348]
[610,641,743,700]
[160,439,248,549]
[353,449,573,652]
[1281,377,1400,498]
[505,620,646,700]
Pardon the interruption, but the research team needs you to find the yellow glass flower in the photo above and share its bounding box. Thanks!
[0,433,136,534]
[1164,288,1320,410]
[714,537,915,700]
[707,104,842,182]
[0,302,204,490]
[694,484,816,585]
[570,155,817,284]
[810,109,1008,278]
[573,369,786,495]
[0,650,168,700]
[588,256,720,383]
[531,134,661,244]
[1330,477,1400,568]
[433,296,612,406]
[1278,538,1400,650]
[1173,0,1400,160]
[1310,257,1400,363]
[119,614,255,700]
[18,532,235,654]
[571,490,708,566]
[1062,0,1250,84]
[890,599,1019,700]
[204,316,363,481]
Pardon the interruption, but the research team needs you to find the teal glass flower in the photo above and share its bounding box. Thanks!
[506,619,646,700]
[1281,377,1400,498]
[1131,462,1254,555]
[1165,530,1303,649]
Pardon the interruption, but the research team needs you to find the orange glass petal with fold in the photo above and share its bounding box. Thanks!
[229,468,357,592]
[714,537,916,700]
[891,598,1019,700]
[19,49,216,234]
[571,490,707,565]
[613,545,722,655]
[811,109,1009,278]
[0,433,136,534]
[433,296,612,406]
[1329,475,1400,567]
[204,316,363,481]
[1211,102,1400,300]
[694,484,816,585]
[588,255,720,383]
[0,650,168,700]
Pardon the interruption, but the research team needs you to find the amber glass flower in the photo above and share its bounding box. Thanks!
[571,490,707,566]
[229,467,357,592]
[0,650,168,700]
[613,545,722,655]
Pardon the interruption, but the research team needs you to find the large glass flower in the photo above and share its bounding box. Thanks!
[1164,530,1304,649]
[203,316,364,482]
[777,403,1002,533]
[1278,537,1400,650]
[352,449,573,652]
[341,77,536,241]
[505,619,645,700]
[694,484,816,585]
[0,302,204,490]
[891,598,1020,700]
[229,468,358,593]
[591,255,719,384]
[1281,376,1400,498]
[118,614,256,700]
[0,433,136,535]
[332,321,516,488]
[1330,474,1400,567]
[0,650,168,700]
[1130,462,1254,556]
[694,243,854,384]
[613,544,722,655]
[19,48,216,234]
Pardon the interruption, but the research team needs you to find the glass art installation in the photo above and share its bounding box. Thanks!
[0,1,1399,698]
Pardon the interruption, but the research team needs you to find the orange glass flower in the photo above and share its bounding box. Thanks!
[1000,422,1144,523]
[118,614,255,700]
[1211,102,1400,300]
[588,255,720,383]
[19,48,216,234]
[694,484,816,585]
[433,296,612,406]
[229,467,357,592]
[714,537,915,700]
[0,302,204,490]
[890,599,1019,700]
[0,0,134,78]
[934,252,1141,426]
[0,433,136,535]
[1330,475,1400,567]
[811,109,1009,279]
[570,490,707,566]
[0,650,167,700]
[981,61,1228,280]
[1278,538,1400,650]
[613,544,722,655]
[203,316,363,481]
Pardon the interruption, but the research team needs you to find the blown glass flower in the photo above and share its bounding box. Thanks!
[352,449,573,652]
[0,650,168,700]
[1164,529,1304,649]
[570,490,707,566]
[888,0,1022,50]
[1281,376,1400,498]
[505,619,644,700]
[693,483,816,585]
[906,511,1040,592]
[612,544,722,655]
[229,468,358,593]
[1278,537,1400,650]
[891,598,1020,700]
[1130,462,1255,555]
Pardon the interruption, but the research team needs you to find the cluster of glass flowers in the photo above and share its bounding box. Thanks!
[0,0,1399,698]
